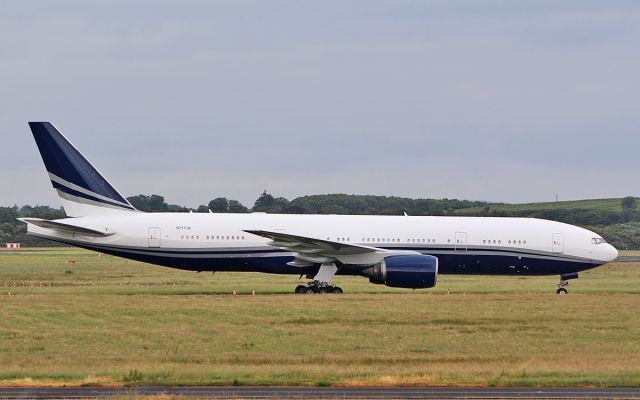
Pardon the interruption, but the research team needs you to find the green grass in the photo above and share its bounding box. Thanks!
[455,198,625,214]
[1,248,640,387]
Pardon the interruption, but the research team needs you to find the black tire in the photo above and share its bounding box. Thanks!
[332,287,343,294]
[556,288,568,295]
[294,285,306,294]
[304,288,315,294]
[318,288,328,294]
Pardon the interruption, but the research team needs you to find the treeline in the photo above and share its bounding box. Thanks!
[126,192,491,215]
[0,193,492,247]
[2,194,639,249]
[457,205,640,226]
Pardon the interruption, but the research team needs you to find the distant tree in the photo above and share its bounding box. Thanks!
[166,204,189,212]
[273,197,289,210]
[253,191,275,211]
[196,205,210,213]
[127,194,167,212]
[0,206,18,224]
[19,205,65,220]
[252,191,291,213]
[622,196,637,210]
[228,200,248,213]
[208,197,229,212]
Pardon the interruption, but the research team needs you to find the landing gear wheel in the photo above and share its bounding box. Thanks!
[555,273,578,294]
[294,281,344,295]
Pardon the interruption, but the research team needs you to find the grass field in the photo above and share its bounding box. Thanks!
[1,248,640,388]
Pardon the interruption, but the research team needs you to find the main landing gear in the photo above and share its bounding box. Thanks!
[556,272,579,294]
[295,282,343,294]
[294,261,343,294]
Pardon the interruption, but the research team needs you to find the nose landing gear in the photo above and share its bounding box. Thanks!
[556,283,568,295]
[556,272,579,294]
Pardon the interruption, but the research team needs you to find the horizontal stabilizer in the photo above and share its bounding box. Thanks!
[19,218,114,237]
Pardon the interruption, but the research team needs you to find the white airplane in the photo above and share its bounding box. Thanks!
[21,122,618,294]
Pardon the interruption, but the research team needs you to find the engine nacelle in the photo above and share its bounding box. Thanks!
[363,254,438,289]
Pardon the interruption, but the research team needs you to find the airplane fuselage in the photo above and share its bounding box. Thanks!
[22,122,620,292]
[27,212,618,278]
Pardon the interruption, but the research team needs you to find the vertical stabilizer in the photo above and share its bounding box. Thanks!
[28,122,138,217]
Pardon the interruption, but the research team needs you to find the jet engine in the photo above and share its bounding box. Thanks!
[362,254,438,289]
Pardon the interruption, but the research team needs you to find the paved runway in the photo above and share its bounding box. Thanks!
[1,386,640,399]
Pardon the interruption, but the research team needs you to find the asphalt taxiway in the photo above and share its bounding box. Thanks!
[1,386,640,399]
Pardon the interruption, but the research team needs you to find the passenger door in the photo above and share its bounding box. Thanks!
[552,233,564,253]
[148,227,161,248]
[455,232,467,251]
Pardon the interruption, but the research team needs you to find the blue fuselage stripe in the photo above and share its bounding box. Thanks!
[52,181,135,210]
[32,234,601,277]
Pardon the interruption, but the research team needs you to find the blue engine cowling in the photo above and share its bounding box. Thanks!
[364,254,438,289]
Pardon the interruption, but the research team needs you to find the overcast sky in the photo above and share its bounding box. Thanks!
[1,1,639,209]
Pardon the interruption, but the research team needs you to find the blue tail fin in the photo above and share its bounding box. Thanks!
[28,122,138,217]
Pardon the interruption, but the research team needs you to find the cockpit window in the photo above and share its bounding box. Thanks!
[592,237,607,245]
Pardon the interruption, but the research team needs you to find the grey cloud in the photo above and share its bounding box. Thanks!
[1,1,639,208]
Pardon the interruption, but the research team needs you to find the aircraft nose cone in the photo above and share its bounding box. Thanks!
[606,244,619,262]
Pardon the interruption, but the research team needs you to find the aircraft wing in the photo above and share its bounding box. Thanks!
[244,229,412,267]
[19,218,114,237]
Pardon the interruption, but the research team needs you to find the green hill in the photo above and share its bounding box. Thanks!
[455,198,625,214]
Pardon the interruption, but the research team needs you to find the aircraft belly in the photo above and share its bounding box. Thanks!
[436,253,599,275]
